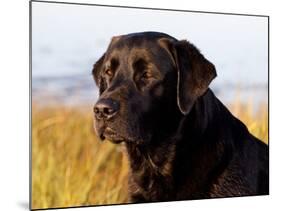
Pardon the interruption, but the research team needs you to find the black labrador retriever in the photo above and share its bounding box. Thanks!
[92,32,269,203]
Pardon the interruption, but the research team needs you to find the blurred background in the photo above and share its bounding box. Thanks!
[32,2,268,106]
[31,1,268,209]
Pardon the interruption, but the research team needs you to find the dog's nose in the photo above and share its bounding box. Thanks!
[94,98,119,120]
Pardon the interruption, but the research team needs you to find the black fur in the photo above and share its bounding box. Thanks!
[92,31,269,203]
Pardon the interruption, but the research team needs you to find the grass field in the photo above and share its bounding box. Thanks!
[31,100,268,209]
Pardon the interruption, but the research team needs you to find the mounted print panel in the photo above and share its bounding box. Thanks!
[31,1,269,210]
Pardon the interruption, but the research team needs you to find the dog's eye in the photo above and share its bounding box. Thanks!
[141,71,153,80]
[105,69,113,77]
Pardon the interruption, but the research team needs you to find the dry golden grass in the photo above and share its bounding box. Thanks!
[31,101,268,209]
[32,105,129,209]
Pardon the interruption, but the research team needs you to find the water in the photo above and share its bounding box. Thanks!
[32,74,267,108]
[32,74,97,106]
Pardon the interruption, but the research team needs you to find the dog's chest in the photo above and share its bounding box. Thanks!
[125,143,176,201]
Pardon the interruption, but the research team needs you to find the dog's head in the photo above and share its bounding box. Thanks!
[92,32,216,144]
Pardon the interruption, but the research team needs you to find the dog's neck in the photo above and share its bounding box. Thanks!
[125,90,222,165]
[125,136,177,174]
[125,139,177,200]
[124,89,233,199]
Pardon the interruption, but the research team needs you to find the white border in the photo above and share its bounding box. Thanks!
[0,0,280,211]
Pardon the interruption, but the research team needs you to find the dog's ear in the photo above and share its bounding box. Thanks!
[174,40,217,114]
[159,38,217,115]
[92,54,106,94]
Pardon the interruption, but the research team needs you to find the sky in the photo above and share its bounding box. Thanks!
[32,1,268,86]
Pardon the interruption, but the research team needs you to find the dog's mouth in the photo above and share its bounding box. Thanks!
[100,127,126,144]
[95,122,144,145]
